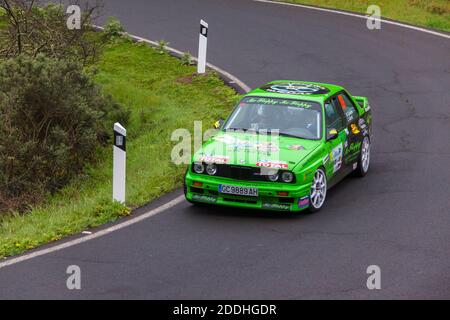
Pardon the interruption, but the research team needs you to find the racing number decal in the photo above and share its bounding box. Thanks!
[331,143,344,173]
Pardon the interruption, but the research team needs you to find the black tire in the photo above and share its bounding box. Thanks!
[355,136,371,177]
[308,168,327,213]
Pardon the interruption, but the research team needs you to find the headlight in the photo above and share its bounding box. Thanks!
[281,171,294,183]
[206,164,217,175]
[267,170,279,182]
[193,163,205,174]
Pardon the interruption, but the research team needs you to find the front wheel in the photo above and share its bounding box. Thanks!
[308,168,327,213]
[355,136,371,177]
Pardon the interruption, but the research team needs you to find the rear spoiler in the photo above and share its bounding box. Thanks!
[353,96,371,113]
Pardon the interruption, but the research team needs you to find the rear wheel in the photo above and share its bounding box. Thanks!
[355,136,370,177]
[308,168,327,213]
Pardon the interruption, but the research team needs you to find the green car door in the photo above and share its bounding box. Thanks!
[336,91,364,165]
[323,99,347,182]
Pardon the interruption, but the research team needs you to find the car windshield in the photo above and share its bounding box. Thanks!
[223,97,322,140]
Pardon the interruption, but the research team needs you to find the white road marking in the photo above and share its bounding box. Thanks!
[254,0,450,40]
[2,2,446,268]
[0,195,185,270]
[0,30,252,270]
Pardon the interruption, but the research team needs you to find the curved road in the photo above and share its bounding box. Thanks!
[1,0,450,299]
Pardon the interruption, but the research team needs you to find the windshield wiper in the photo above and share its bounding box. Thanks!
[278,132,302,139]
[278,132,317,140]
[225,128,249,131]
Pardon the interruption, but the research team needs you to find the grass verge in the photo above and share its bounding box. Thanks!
[278,0,450,32]
[0,38,239,258]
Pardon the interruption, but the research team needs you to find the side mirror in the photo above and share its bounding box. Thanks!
[327,129,339,140]
[213,119,224,129]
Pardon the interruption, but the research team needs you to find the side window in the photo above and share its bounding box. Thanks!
[325,100,345,131]
[336,93,358,123]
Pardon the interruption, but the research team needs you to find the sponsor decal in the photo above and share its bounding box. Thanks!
[256,142,279,153]
[323,154,330,165]
[344,141,362,156]
[216,135,280,153]
[227,141,279,153]
[214,135,235,144]
[288,144,305,151]
[256,160,289,169]
[192,194,217,203]
[358,118,368,131]
[199,155,229,164]
[262,202,291,211]
[245,97,314,109]
[332,143,344,173]
[261,83,330,95]
[229,140,253,151]
[298,196,310,209]
[351,123,361,135]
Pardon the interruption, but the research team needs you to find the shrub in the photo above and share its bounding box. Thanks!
[181,52,194,66]
[103,16,126,39]
[0,1,103,65]
[156,40,169,54]
[0,55,128,213]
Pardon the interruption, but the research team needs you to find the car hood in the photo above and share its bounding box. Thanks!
[193,131,321,171]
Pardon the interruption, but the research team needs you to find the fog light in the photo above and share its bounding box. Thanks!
[193,181,203,187]
[277,191,289,197]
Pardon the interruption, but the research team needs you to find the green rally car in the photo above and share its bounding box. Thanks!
[184,81,372,212]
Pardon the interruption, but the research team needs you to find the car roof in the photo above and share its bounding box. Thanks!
[245,80,345,103]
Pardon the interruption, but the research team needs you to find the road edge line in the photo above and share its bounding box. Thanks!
[0,30,251,269]
[254,0,450,40]
[0,195,185,269]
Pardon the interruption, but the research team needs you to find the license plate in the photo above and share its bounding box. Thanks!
[219,185,258,197]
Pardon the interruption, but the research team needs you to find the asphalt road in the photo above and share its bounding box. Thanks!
[1,0,450,299]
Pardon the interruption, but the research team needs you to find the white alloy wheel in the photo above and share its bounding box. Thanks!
[309,168,327,212]
[361,136,371,174]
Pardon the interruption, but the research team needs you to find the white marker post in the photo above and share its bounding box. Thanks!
[113,123,126,203]
[197,20,208,74]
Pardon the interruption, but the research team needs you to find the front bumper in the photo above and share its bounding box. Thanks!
[185,171,312,212]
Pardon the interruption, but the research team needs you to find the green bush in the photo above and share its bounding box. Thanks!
[156,40,169,54]
[0,55,128,213]
[181,52,194,66]
[103,16,126,39]
[0,2,103,64]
